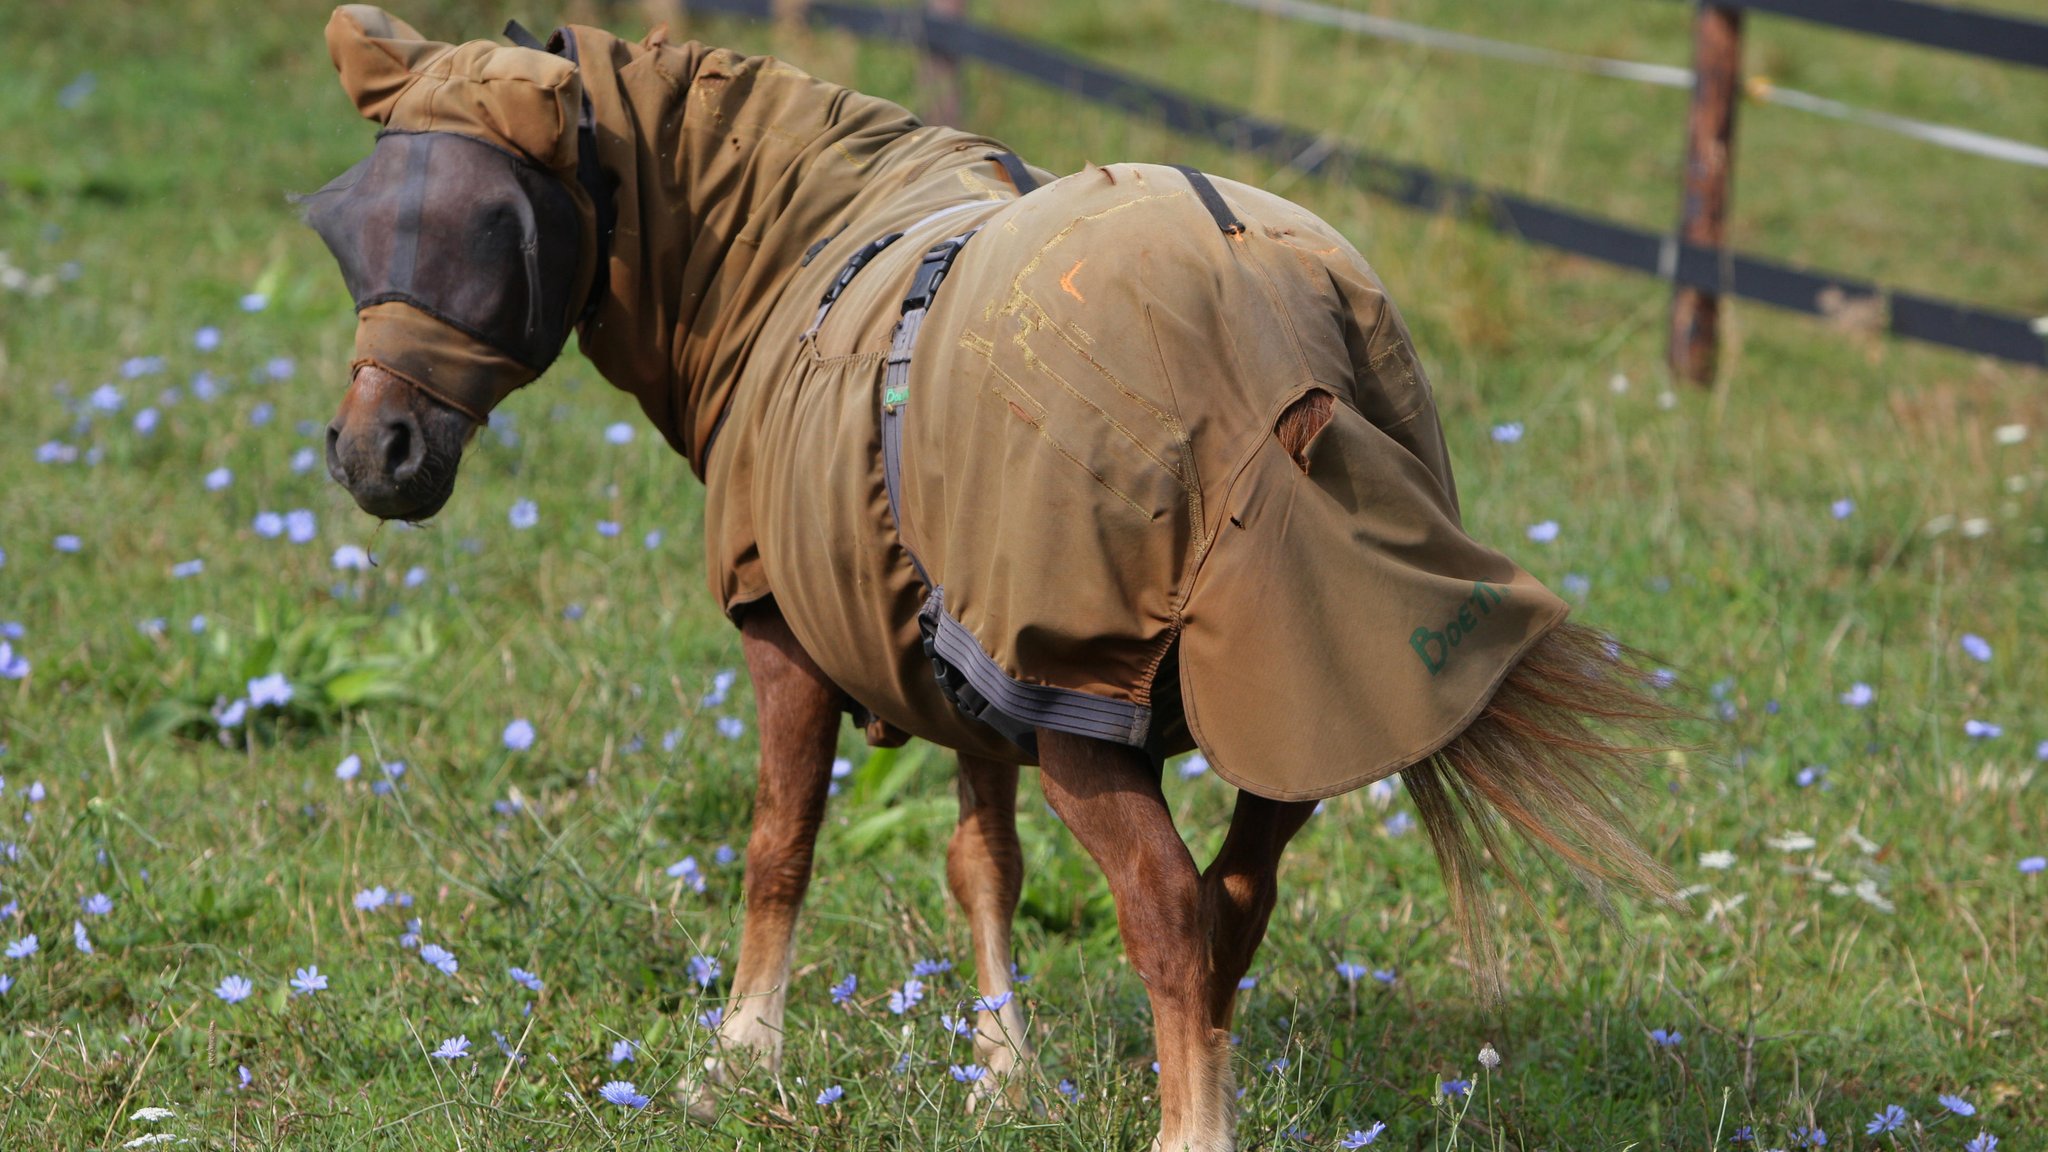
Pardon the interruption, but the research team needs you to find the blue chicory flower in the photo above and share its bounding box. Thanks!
[599,1081,649,1109]
[419,944,458,976]
[688,954,720,989]
[502,719,535,751]
[247,673,294,709]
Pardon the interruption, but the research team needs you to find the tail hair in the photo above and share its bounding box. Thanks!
[1403,619,1679,1002]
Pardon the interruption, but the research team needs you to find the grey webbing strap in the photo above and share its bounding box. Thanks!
[988,151,1041,195]
[877,225,1156,755]
[881,228,980,587]
[1170,164,1246,236]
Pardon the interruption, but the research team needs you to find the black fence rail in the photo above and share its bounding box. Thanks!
[683,0,2048,371]
[1732,0,2048,69]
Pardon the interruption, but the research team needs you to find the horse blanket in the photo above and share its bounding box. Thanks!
[316,7,1569,800]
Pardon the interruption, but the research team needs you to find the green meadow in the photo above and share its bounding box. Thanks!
[1,0,2043,1147]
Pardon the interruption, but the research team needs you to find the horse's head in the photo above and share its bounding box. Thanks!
[305,6,598,520]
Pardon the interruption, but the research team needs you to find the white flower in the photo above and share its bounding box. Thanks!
[1699,850,1737,870]
[1764,832,1817,853]
[130,1107,176,1122]
[1853,878,1895,914]
[1478,1044,1501,1069]
[122,1135,178,1148]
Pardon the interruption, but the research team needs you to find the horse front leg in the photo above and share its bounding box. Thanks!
[1035,730,1234,1152]
[684,603,843,1121]
[947,753,1032,1110]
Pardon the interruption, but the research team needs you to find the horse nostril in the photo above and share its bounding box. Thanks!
[382,416,425,483]
[326,424,351,485]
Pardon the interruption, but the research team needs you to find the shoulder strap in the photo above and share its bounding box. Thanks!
[502,20,546,50]
[1169,164,1246,236]
[988,151,1042,196]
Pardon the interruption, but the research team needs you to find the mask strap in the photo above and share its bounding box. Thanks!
[351,357,494,427]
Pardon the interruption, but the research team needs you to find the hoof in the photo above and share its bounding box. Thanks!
[965,1068,1028,1115]
[675,1057,732,1124]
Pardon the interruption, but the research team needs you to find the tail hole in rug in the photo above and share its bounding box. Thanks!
[1275,389,1335,473]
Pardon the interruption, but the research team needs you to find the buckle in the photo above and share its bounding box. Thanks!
[902,237,968,314]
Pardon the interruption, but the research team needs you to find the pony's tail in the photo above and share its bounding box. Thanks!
[1402,619,1679,1002]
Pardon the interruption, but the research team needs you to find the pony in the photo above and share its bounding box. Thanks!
[308,8,1673,1148]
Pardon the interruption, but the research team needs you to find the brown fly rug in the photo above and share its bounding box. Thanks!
[307,6,1565,798]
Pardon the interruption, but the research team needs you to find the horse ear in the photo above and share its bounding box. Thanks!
[325,5,446,125]
[323,5,580,171]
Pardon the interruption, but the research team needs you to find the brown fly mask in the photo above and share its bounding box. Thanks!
[305,7,607,521]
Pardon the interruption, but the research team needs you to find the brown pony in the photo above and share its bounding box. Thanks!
[312,8,1672,1148]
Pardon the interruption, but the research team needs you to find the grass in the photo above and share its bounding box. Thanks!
[1,0,2044,1147]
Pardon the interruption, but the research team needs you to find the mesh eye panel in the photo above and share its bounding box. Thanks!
[300,130,583,373]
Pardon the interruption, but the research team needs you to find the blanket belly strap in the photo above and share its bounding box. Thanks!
[882,231,1154,757]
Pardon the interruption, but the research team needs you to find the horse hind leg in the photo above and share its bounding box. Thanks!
[1199,791,1316,1031]
[1035,729,1235,1152]
[947,753,1033,1111]
[681,604,842,1121]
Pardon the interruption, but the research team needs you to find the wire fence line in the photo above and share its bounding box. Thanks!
[680,0,2048,368]
[1215,0,2048,169]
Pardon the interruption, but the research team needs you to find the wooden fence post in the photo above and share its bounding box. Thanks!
[921,0,965,126]
[1669,3,1744,386]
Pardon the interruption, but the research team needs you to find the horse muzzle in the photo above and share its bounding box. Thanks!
[327,362,461,521]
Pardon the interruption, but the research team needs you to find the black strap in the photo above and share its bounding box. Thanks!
[1170,164,1245,236]
[544,29,618,328]
[801,229,843,267]
[988,151,1041,195]
[502,20,546,50]
[805,231,904,339]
